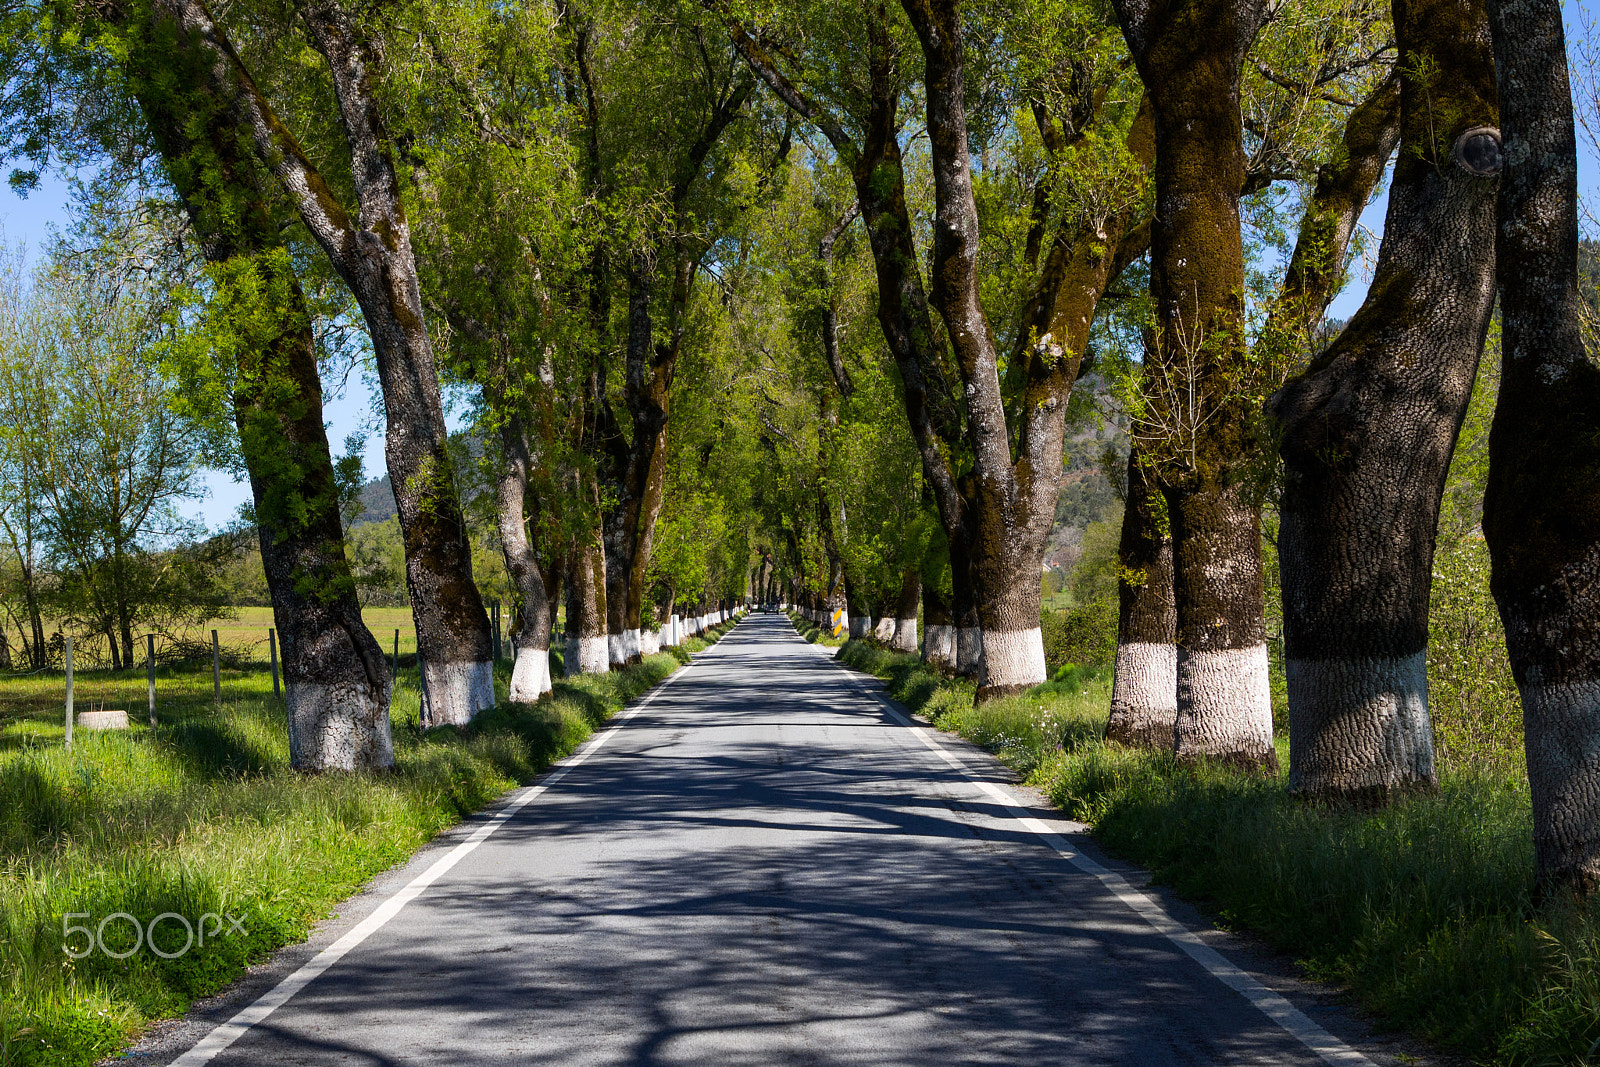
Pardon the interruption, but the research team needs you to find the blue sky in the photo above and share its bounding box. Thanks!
[0,170,454,531]
[4,10,1597,531]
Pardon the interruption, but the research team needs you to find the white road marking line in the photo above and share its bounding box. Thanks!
[169,662,697,1067]
[812,643,1374,1067]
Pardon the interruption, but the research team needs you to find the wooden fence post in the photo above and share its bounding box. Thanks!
[63,634,73,749]
[269,628,280,700]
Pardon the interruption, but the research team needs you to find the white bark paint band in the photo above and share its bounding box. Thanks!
[640,631,660,656]
[1286,653,1434,792]
[286,681,393,771]
[508,645,549,703]
[607,633,626,667]
[420,660,495,727]
[849,616,871,639]
[890,617,920,653]
[1111,641,1179,717]
[577,635,609,674]
[923,625,956,665]
[168,659,702,1067]
[1176,644,1274,761]
[873,617,897,643]
[980,628,1046,689]
[810,644,1372,1067]
[624,629,642,661]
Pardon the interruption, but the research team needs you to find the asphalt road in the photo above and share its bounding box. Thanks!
[157,613,1407,1066]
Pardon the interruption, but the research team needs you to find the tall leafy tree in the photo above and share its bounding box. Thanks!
[142,0,496,726]
[719,0,1151,696]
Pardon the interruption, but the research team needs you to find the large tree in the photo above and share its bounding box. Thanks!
[1484,0,1600,892]
[1271,0,1496,802]
[124,9,396,764]
[149,0,496,725]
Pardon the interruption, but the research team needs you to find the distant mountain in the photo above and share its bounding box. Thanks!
[353,474,398,527]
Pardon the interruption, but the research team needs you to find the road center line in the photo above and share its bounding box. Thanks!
[811,641,1374,1067]
[169,659,700,1067]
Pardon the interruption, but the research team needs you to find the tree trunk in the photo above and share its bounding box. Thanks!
[890,569,921,653]
[130,6,392,768]
[565,513,609,676]
[1484,0,1600,893]
[1272,0,1495,801]
[946,520,984,679]
[153,0,494,728]
[1108,450,1177,749]
[922,577,955,667]
[872,594,897,644]
[23,556,45,670]
[498,417,553,702]
[845,574,871,639]
[1110,0,1273,770]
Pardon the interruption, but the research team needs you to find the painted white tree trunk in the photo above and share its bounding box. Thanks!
[567,635,609,675]
[849,616,871,639]
[873,617,897,643]
[624,628,642,662]
[641,630,660,656]
[287,680,393,771]
[980,628,1046,691]
[420,660,496,727]
[890,617,919,653]
[608,633,627,668]
[923,625,956,667]
[1175,644,1276,767]
[1286,653,1435,796]
[1107,641,1178,749]
[508,644,549,703]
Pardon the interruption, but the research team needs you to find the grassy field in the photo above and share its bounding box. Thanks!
[819,625,1599,1067]
[0,619,736,1067]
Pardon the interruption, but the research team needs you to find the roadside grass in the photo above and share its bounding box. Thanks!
[0,617,736,1067]
[825,633,1596,1066]
[787,611,845,648]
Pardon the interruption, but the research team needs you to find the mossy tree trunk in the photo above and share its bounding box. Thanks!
[130,7,393,770]
[1110,0,1274,770]
[1484,0,1600,893]
[890,569,921,653]
[155,0,494,727]
[901,0,1154,700]
[1108,448,1176,750]
[1272,4,1495,802]
[565,498,610,676]
[496,415,554,702]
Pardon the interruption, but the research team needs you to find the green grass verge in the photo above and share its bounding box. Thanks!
[787,611,845,648]
[0,629,731,1067]
[830,638,1596,1066]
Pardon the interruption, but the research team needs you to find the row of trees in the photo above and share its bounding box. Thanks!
[2,0,1595,891]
